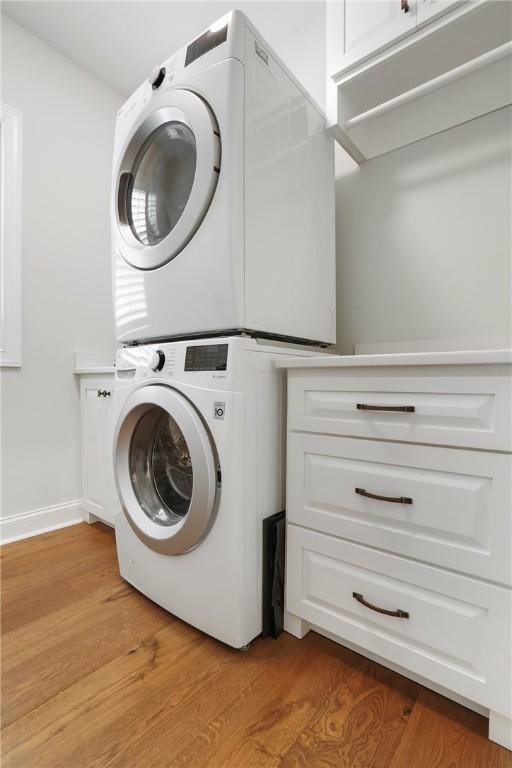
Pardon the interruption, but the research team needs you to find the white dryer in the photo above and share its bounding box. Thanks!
[111,10,335,347]
[112,336,317,648]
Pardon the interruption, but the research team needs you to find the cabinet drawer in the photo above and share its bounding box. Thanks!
[287,433,512,584]
[287,369,511,451]
[286,525,511,716]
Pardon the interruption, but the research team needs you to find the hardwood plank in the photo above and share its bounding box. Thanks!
[0,522,105,564]
[1,620,205,767]
[1,580,83,637]
[388,690,512,768]
[93,634,302,768]
[1,540,117,634]
[65,555,122,596]
[280,645,419,768]
[109,633,322,768]
[1,532,113,589]
[169,633,331,768]
[198,642,360,768]
[0,522,111,569]
[2,588,171,725]
[2,575,138,669]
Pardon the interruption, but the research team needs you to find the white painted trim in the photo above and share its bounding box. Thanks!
[355,335,512,355]
[283,611,311,639]
[0,500,85,545]
[0,102,22,367]
[489,711,512,751]
[344,41,512,131]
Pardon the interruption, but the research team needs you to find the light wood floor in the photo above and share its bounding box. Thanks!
[1,522,510,768]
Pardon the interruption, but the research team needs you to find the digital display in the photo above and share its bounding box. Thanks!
[185,24,228,67]
[185,344,228,372]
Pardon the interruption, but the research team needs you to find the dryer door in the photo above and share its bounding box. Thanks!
[114,385,218,555]
[115,89,220,270]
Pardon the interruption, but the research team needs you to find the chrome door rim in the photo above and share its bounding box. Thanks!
[114,384,219,555]
[113,89,220,271]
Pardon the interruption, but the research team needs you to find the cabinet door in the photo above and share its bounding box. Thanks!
[416,0,464,25]
[81,376,116,526]
[344,0,416,64]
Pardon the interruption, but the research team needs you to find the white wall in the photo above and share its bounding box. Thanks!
[0,17,122,526]
[335,107,512,353]
[1,1,327,107]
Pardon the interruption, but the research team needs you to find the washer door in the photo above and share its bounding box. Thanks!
[114,385,218,555]
[115,89,220,270]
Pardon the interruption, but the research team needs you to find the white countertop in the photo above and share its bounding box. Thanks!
[73,366,115,374]
[275,348,512,369]
[73,350,115,375]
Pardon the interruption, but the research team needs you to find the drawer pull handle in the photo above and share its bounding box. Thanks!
[353,592,409,619]
[356,487,413,505]
[357,403,415,413]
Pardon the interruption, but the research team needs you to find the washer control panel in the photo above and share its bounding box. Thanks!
[184,344,228,372]
[116,340,232,389]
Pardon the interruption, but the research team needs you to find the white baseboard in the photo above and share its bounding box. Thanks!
[0,500,85,545]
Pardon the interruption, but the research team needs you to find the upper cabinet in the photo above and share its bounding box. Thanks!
[416,0,463,24]
[343,1,416,65]
[327,0,512,163]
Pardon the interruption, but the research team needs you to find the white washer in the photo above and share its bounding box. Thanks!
[113,336,318,648]
[111,10,335,347]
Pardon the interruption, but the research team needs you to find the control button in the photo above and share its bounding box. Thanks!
[214,401,225,420]
[148,66,166,90]
[149,350,165,372]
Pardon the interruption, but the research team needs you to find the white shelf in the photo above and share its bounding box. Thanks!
[329,1,512,162]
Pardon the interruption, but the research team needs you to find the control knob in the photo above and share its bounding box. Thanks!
[149,350,165,372]
[148,66,166,90]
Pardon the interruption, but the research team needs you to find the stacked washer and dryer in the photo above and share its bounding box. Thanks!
[110,10,335,649]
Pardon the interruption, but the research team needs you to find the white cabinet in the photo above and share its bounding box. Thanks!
[79,373,118,527]
[280,350,512,751]
[343,0,416,65]
[416,0,463,24]
[327,0,512,162]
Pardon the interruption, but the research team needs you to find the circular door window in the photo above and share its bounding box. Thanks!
[130,406,193,525]
[114,91,221,271]
[125,122,196,247]
[114,385,219,555]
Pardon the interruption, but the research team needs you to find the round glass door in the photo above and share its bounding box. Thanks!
[123,122,197,247]
[114,92,221,271]
[130,406,193,526]
[114,385,219,555]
